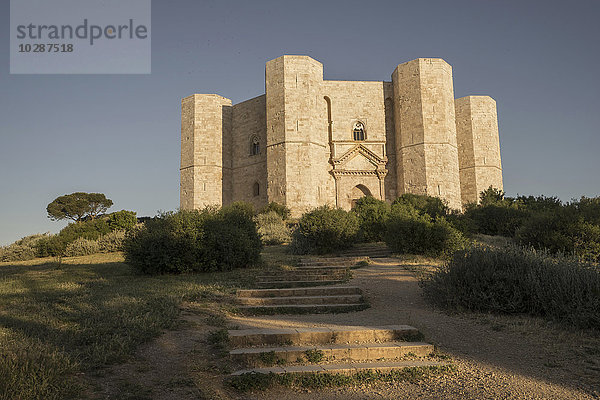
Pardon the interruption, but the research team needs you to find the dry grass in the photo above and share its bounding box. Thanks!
[0,251,265,400]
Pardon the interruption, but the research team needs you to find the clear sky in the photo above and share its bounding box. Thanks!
[1,0,599,245]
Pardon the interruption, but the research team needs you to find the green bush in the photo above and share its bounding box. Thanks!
[200,202,263,271]
[290,206,359,254]
[97,230,127,253]
[0,234,50,262]
[58,219,111,244]
[516,209,600,262]
[384,209,467,258]
[260,202,291,220]
[575,196,600,225]
[515,195,563,213]
[462,203,529,237]
[35,235,67,257]
[124,203,262,274]
[256,211,291,245]
[421,245,600,329]
[64,237,100,257]
[107,210,137,231]
[392,194,449,219]
[352,196,390,242]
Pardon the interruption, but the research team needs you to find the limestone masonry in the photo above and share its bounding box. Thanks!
[180,55,502,215]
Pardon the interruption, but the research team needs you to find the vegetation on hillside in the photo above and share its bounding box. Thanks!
[0,210,138,262]
[421,245,600,330]
[455,187,600,262]
[124,203,262,274]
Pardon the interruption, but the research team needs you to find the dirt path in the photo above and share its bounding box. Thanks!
[92,258,599,399]
[230,258,600,399]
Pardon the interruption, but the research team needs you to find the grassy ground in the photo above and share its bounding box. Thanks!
[0,251,272,400]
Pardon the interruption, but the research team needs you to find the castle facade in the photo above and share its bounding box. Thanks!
[180,55,502,215]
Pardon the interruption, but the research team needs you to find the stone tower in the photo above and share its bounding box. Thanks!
[265,56,333,214]
[180,94,232,209]
[391,58,462,210]
[455,96,503,204]
[180,55,503,214]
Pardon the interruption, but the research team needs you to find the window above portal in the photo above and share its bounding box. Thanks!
[353,121,366,141]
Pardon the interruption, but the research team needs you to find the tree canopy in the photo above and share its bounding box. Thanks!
[46,192,113,222]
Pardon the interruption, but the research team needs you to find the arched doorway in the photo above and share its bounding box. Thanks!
[351,184,372,208]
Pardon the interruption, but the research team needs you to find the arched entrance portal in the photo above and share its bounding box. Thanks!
[351,184,372,208]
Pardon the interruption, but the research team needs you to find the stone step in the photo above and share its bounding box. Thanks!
[256,280,346,288]
[235,303,368,315]
[237,286,362,298]
[300,255,364,260]
[259,269,347,276]
[256,274,345,282]
[295,265,349,270]
[230,342,434,366]
[228,325,420,348]
[237,294,363,306]
[299,260,358,266]
[231,360,447,376]
[337,251,391,257]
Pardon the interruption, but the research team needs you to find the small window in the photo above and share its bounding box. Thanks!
[253,182,260,197]
[353,121,365,141]
[250,136,260,156]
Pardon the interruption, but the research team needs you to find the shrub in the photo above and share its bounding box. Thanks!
[58,219,111,244]
[392,194,449,219]
[515,195,563,213]
[124,210,206,274]
[290,206,359,254]
[573,196,600,225]
[0,234,50,262]
[352,196,390,242]
[516,210,600,262]
[260,202,291,220]
[462,203,529,237]
[200,203,263,271]
[64,238,100,257]
[256,211,291,245]
[35,235,67,258]
[421,245,600,329]
[97,230,127,253]
[107,210,137,231]
[384,210,467,258]
[124,203,262,274]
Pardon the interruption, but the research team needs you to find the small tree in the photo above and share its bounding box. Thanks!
[479,186,505,206]
[47,192,113,222]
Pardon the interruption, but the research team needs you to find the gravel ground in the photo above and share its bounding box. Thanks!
[230,258,600,400]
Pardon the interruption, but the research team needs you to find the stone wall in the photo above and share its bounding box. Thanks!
[231,95,268,210]
[320,80,395,206]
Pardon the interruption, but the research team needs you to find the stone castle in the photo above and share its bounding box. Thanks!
[180,55,502,215]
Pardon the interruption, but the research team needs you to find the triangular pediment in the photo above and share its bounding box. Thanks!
[344,152,379,170]
[334,144,386,170]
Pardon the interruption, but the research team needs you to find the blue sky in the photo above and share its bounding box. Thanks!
[1,0,599,245]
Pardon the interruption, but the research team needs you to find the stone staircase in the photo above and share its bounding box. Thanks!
[328,242,392,259]
[229,244,446,377]
[238,254,369,313]
[228,325,446,376]
[236,286,368,314]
